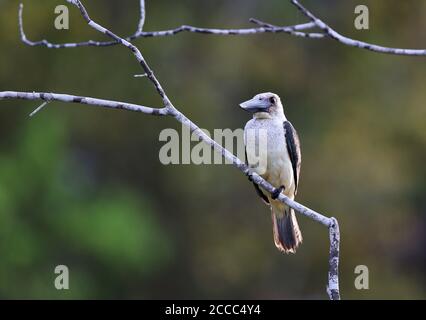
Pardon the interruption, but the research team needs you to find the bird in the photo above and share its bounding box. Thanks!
[240,92,302,253]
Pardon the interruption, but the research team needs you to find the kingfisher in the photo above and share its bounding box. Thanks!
[240,92,302,253]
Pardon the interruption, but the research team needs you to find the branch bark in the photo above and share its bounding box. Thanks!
[3,0,345,299]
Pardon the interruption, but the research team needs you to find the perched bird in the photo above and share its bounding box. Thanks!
[240,92,302,253]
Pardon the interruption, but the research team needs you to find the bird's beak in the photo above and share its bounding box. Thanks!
[239,97,270,113]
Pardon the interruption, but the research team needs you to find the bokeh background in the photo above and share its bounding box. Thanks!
[0,0,425,299]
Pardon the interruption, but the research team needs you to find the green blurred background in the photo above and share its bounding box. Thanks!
[0,0,425,299]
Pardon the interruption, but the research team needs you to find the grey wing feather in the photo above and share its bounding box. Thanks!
[284,121,302,193]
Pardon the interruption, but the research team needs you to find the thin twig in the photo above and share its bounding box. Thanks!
[249,18,325,38]
[29,100,50,117]
[135,0,146,35]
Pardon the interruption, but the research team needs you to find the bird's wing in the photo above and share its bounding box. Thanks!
[245,149,270,205]
[284,121,302,193]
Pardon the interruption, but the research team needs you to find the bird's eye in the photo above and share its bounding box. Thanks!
[269,97,276,104]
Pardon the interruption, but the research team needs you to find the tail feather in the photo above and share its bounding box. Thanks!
[272,206,302,253]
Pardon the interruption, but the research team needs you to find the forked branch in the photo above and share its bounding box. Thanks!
[27,0,426,300]
[18,0,426,56]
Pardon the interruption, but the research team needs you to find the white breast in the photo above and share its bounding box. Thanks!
[244,118,295,196]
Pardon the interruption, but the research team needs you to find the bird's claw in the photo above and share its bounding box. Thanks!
[246,170,254,182]
[271,185,285,199]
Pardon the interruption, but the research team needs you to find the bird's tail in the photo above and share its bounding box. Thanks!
[271,205,303,253]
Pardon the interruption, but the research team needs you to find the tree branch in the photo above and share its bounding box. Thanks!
[0,91,167,116]
[135,0,146,35]
[5,0,342,299]
[327,218,340,300]
[18,1,324,48]
[290,0,426,56]
[0,88,341,300]
[18,0,426,56]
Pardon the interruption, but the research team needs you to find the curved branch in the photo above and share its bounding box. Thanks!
[0,89,335,229]
[0,89,341,296]
[18,1,323,49]
[5,0,342,299]
[291,0,426,56]
[18,0,426,56]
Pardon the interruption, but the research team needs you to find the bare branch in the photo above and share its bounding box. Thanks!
[327,218,340,300]
[18,1,426,56]
[249,19,316,31]
[0,91,167,116]
[7,0,342,299]
[0,89,335,229]
[135,0,146,35]
[18,2,322,48]
[291,0,426,56]
[64,0,172,108]
[249,18,325,39]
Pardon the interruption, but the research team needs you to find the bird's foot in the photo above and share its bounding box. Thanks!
[246,170,254,182]
[271,185,285,199]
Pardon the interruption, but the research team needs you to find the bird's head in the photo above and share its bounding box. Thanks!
[239,92,284,119]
